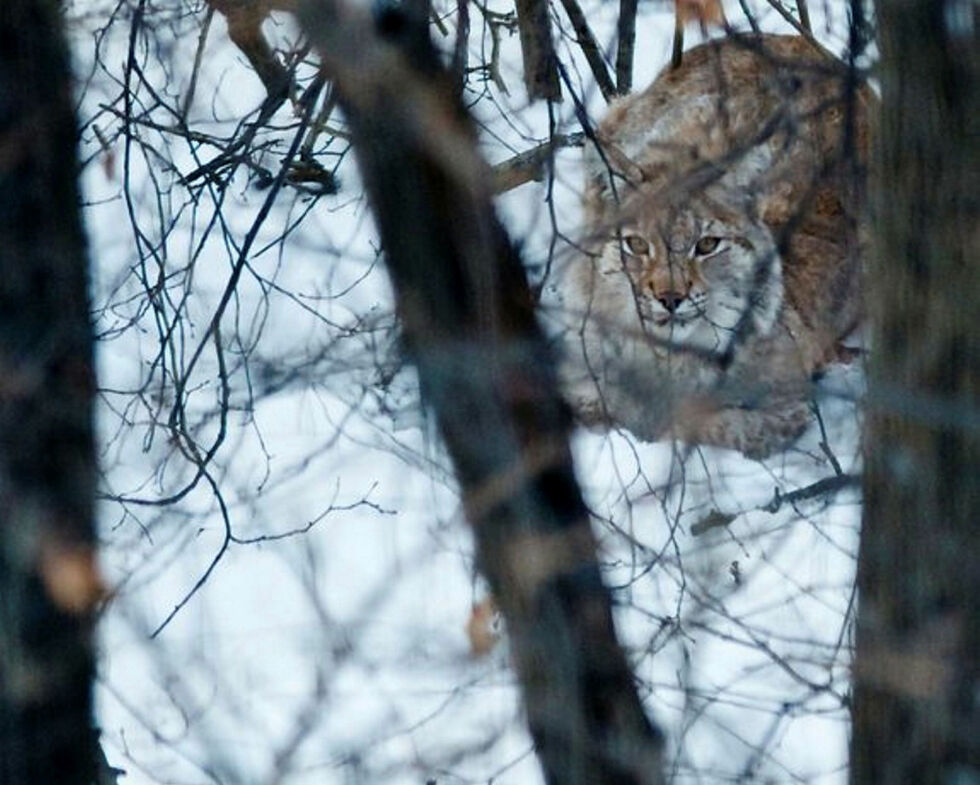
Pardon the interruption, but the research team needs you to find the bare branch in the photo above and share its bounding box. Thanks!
[689,474,860,537]
[762,0,820,46]
[491,131,585,193]
[556,0,617,101]
[796,0,812,33]
[182,5,214,118]
[764,474,859,514]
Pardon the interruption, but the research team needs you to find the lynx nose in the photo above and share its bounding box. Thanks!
[645,268,692,313]
[656,291,687,312]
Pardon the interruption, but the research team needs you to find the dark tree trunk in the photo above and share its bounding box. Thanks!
[514,0,562,101]
[0,2,100,784]
[300,3,664,784]
[851,2,980,784]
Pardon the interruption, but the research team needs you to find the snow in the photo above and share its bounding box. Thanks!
[65,0,865,782]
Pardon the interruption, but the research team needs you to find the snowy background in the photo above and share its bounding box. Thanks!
[66,0,866,782]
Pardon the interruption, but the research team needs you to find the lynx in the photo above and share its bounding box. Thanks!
[558,34,871,458]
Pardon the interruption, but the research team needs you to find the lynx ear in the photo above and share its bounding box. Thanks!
[756,180,797,228]
[582,136,648,236]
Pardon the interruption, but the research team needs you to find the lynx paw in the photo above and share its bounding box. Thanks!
[679,401,811,459]
[735,404,811,459]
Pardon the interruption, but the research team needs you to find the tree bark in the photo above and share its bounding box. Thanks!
[851,2,980,784]
[615,0,638,94]
[556,0,616,101]
[514,0,562,101]
[0,2,101,784]
[300,3,665,784]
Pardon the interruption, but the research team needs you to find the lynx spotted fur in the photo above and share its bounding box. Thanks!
[559,34,870,458]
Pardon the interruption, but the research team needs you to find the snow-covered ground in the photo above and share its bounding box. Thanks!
[69,0,866,782]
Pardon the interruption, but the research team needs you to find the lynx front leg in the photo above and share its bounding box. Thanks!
[673,399,812,459]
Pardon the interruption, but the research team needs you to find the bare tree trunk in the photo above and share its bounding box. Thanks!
[0,2,101,784]
[514,0,562,101]
[851,2,980,784]
[615,0,638,94]
[300,3,665,784]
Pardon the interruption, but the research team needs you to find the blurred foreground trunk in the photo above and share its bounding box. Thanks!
[300,3,665,784]
[0,2,101,784]
[852,2,980,783]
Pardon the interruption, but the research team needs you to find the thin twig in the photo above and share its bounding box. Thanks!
[762,0,820,47]
[671,9,684,70]
[182,5,214,119]
[811,400,845,476]
[556,0,616,101]
[737,0,761,34]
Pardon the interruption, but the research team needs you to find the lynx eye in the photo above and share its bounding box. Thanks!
[622,234,649,255]
[693,236,722,256]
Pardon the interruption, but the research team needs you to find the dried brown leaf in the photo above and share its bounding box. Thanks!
[39,538,107,615]
[466,596,501,657]
[676,0,725,26]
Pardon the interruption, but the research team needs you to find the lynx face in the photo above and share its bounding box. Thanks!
[594,197,784,354]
